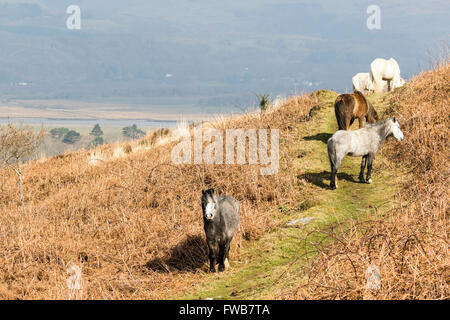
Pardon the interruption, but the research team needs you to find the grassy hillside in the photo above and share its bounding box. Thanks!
[0,61,447,299]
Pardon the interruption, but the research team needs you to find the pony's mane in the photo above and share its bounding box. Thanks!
[365,118,391,128]
[365,118,397,140]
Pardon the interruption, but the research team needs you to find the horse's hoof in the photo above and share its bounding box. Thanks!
[367,179,373,184]
[218,265,225,272]
[330,185,336,190]
[210,268,216,273]
[224,258,230,268]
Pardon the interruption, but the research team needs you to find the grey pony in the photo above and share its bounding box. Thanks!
[327,117,404,189]
[201,189,240,272]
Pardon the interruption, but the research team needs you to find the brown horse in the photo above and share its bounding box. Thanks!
[334,90,379,130]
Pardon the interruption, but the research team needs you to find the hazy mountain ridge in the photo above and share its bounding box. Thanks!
[0,0,448,109]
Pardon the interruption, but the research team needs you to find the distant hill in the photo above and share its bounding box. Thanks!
[0,0,448,108]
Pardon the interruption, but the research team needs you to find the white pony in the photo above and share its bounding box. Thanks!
[369,58,405,93]
[327,118,404,189]
[352,73,374,92]
[353,73,392,93]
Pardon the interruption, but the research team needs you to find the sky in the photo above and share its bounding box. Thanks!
[0,0,448,110]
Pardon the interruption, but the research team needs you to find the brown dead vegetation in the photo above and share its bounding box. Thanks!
[0,94,316,299]
[0,58,447,300]
[280,59,449,300]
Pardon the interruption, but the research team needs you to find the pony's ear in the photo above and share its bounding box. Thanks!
[209,188,215,195]
[392,117,396,123]
[201,189,205,195]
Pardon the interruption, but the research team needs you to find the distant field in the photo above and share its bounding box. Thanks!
[0,119,177,138]
[0,98,244,157]
[0,115,179,152]
[1,121,176,157]
[0,98,241,121]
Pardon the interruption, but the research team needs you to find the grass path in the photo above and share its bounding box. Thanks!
[179,91,404,299]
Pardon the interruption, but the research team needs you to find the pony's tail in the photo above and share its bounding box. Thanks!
[334,98,347,131]
[327,138,336,169]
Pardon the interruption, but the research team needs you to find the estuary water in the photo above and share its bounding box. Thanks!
[0,117,179,129]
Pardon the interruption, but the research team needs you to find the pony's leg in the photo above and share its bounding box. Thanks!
[366,153,376,183]
[330,156,342,189]
[374,77,382,93]
[207,240,217,272]
[328,140,341,189]
[349,118,355,130]
[330,162,337,190]
[346,117,352,130]
[224,240,231,269]
[358,116,366,128]
[359,155,368,182]
[218,243,226,272]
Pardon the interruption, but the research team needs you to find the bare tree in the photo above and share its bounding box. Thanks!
[0,123,44,205]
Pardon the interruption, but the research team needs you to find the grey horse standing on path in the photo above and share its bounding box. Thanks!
[327,118,404,189]
[201,189,239,272]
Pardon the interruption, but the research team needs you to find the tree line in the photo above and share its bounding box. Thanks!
[50,123,146,146]
[1,123,147,205]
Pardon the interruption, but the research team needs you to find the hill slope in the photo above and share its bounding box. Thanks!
[0,61,448,299]
[183,61,449,300]
[181,90,406,299]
